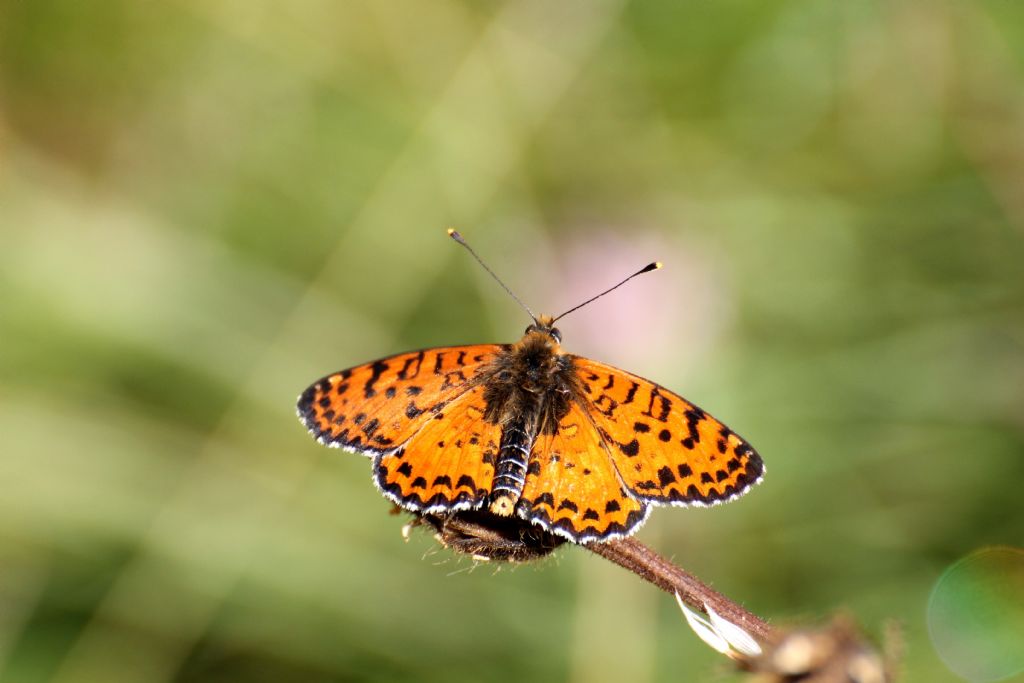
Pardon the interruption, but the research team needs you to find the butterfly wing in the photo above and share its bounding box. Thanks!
[296,345,503,455]
[571,357,764,507]
[373,385,500,513]
[516,401,649,543]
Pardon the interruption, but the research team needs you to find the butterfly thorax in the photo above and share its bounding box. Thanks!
[483,322,582,516]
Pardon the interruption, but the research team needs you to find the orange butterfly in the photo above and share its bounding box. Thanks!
[297,231,763,544]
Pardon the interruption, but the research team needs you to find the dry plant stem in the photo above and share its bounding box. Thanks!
[587,537,776,644]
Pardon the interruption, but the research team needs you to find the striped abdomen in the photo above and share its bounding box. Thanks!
[489,421,535,515]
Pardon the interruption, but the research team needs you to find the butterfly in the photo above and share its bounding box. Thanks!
[296,230,764,544]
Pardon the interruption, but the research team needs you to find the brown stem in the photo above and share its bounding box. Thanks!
[585,537,776,644]
[419,511,776,644]
[419,512,893,680]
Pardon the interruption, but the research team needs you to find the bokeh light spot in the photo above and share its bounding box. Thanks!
[927,547,1024,682]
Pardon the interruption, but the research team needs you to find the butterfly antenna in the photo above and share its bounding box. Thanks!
[448,229,538,324]
[551,261,662,323]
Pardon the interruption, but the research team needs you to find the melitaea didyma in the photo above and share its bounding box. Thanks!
[297,231,763,544]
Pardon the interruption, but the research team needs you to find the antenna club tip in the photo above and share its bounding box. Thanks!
[639,261,662,273]
[447,227,466,244]
[655,261,663,269]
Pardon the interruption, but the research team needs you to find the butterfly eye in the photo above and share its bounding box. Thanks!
[549,327,562,344]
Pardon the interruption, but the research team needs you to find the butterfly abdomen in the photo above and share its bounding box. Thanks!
[490,421,535,516]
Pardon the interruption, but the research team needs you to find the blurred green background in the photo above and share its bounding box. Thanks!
[2,1,1023,681]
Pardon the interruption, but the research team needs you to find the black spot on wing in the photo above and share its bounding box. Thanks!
[364,360,389,398]
[397,351,425,380]
[642,387,671,422]
[362,418,380,438]
[657,466,676,487]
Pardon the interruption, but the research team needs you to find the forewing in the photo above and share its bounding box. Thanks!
[373,385,499,513]
[296,345,502,455]
[572,357,764,506]
[516,402,648,543]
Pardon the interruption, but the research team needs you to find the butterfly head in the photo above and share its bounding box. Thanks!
[524,314,562,346]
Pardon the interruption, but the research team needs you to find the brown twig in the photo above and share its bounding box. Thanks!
[415,510,893,681]
[418,511,773,641]
[585,536,776,643]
